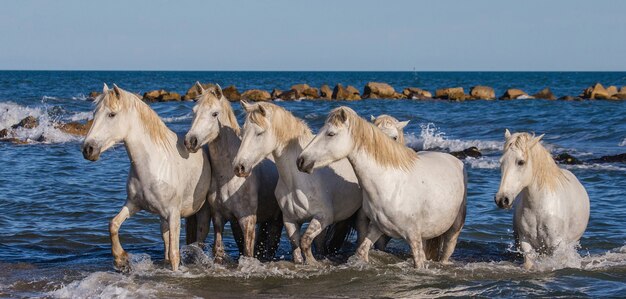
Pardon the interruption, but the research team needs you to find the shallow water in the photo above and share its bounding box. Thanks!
[0,71,625,298]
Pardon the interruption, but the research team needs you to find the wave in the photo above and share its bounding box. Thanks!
[620,138,626,147]
[465,157,500,169]
[405,123,503,152]
[0,102,82,144]
[162,113,193,123]
[49,244,626,298]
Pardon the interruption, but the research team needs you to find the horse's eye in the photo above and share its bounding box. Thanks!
[108,112,116,118]
[256,131,264,136]
[517,160,525,166]
[212,112,219,117]
[393,136,398,140]
[327,132,336,137]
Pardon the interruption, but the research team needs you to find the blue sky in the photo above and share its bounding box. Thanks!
[0,0,624,71]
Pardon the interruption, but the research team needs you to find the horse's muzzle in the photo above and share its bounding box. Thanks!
[184,135,199,153]
[296,156,313,174]
[494,194,512,209]
[234,164,251,177]
[82,142,100,161]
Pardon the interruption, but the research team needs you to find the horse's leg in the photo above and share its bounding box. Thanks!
[354,224,382,263]
[212,214,227,264]
[238,215,257,257]
[408,235,426,268]
[355,209,369,247]
[314,227,328,255]
[160,218,171,264]
[185,214,197,245]
[255,221,269,259]
[265,216,284,261]
[520,240,535,270]
[301,218,329,265]
[195,202,211,245]
[439,205,466,263]
[109,203,139,272]
[284,220,303,264]
[374,235,391,251]
[167,212,181,271]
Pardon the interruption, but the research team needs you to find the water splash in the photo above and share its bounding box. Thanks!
[405,123,503,152]
[0,102,82,144]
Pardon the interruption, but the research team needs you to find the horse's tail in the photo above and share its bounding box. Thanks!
[185,214,198,245]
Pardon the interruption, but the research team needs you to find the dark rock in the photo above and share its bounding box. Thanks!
[363,82,396,99]
[241,89,271,101]
[278,89,298,101]
[332,84,361,100]
[0,129,8,138]
[558,95,583,101]
[320,85,333,99]
[271,88,283,99]
[182,83,216,101]
[554,153,582,165]
[290,84,310,98]
[57,119,93,136]
[403,87,432,99]
[222,85,241,102]
[500,89,529,100]
[143,89,181,102]
[435,87,466,101]
[581,83,609,99]
[590,153,626,163]
[532,87,556,100]
[302,87,319,99]
[450,147,482,160]
[88,91,102,99]
[12,116,38,129]
[469,86,495,100]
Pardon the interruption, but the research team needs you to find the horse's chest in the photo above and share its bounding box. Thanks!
[276,186,312,219]
[128,178,177,215]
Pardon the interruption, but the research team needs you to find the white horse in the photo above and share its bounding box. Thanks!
[370,114,409,144]
[232,101,366,265]
[298,106,466,268]
[495,130,590,269]
[184,83,283,262]
[82,84,211,271]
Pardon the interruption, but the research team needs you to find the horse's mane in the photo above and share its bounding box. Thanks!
[197,89,240,135]
[95,88,172,148]
[373,114,405,144]
[505,132,567,191]
[328,107,417,171]
[246,102,312,146]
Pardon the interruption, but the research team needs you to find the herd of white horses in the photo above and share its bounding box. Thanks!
[81,83,590,272]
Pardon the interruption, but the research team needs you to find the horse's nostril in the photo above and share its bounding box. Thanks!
[83,145,92,156]
[235,164,245,174]
[296,157,304,170]
[503,197,510,206]
[189,136,198,148]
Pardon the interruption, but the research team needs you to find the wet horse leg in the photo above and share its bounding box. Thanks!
[160,218,170,263]
[167,212,181,271]
[355,223,382,263]
[301,218,328,265]
[238,215,257,257]
[109,203,139,272]
[212,214,227,264]
[284,220,303,264]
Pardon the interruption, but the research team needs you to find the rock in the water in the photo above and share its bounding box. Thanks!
[278,89,298,101]
[320,85,333,99]
[450,147,482,160]
[241,89,271,101]
[470,86,495,100]
[0,129,8,138]
[500,89,528,100]
[532,87,556,100]
[290,84,310,98]
[403,87,432,99]
[581,83,609,99]
[12,116,39,129]
[435,87,466,101]
[363,82,396,99]
[554,153,581,165]
[558,95,583,101]
[222,85,241,102]
[143,89,181,102]
[182,83,216,101]
[58,119,93,136]
[590,153,626,163]
[332,84,361,100]
[302,87,319,99]
[271,88,283,99]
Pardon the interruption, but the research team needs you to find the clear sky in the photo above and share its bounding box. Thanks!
[0,0,624,71]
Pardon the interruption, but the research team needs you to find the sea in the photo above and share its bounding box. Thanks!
[0,71,625,298]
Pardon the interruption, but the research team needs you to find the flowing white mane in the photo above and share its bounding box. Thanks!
[372,114,405,144]
[504,132,567,191]
[196,89,240,135]
[245,102,312,146]
[327,107,417,171]
[95,86,172,148]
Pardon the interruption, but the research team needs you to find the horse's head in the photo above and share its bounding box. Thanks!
[185,82,227,153]
[82,84,135,161]
[495,129,544,209]
[371,114,409,144]
[233,101,280,177]
[298,107,355,173]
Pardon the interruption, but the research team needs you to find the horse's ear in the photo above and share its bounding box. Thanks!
[240,99,254,112]
[103,83,109,93]
[337,107,348,124]
[396,120,410,129]
[529,134,545,148]
[504,129,511,140]
[195,81,205,93]
[112,84,122,97]
[213,84,224,99]
[257,104,268,117]
[370,115,376,122]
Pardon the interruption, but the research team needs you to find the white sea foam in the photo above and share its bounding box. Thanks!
[0,102,81,144]
[465,157,500,169]
[620,138,626,147]
[405,123,503,152]
[563,163,626,172]
[66,111,92,122]
[162,113,192,123]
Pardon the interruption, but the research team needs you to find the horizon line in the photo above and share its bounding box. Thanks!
[1,69,625,73]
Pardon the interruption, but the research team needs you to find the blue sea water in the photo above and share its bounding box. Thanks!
[0,71,625,298]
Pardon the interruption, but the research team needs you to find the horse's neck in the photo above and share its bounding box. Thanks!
[273,135,313,187]
[208,125,241,180]
[124,122,177,179]
[346,149,395,197]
